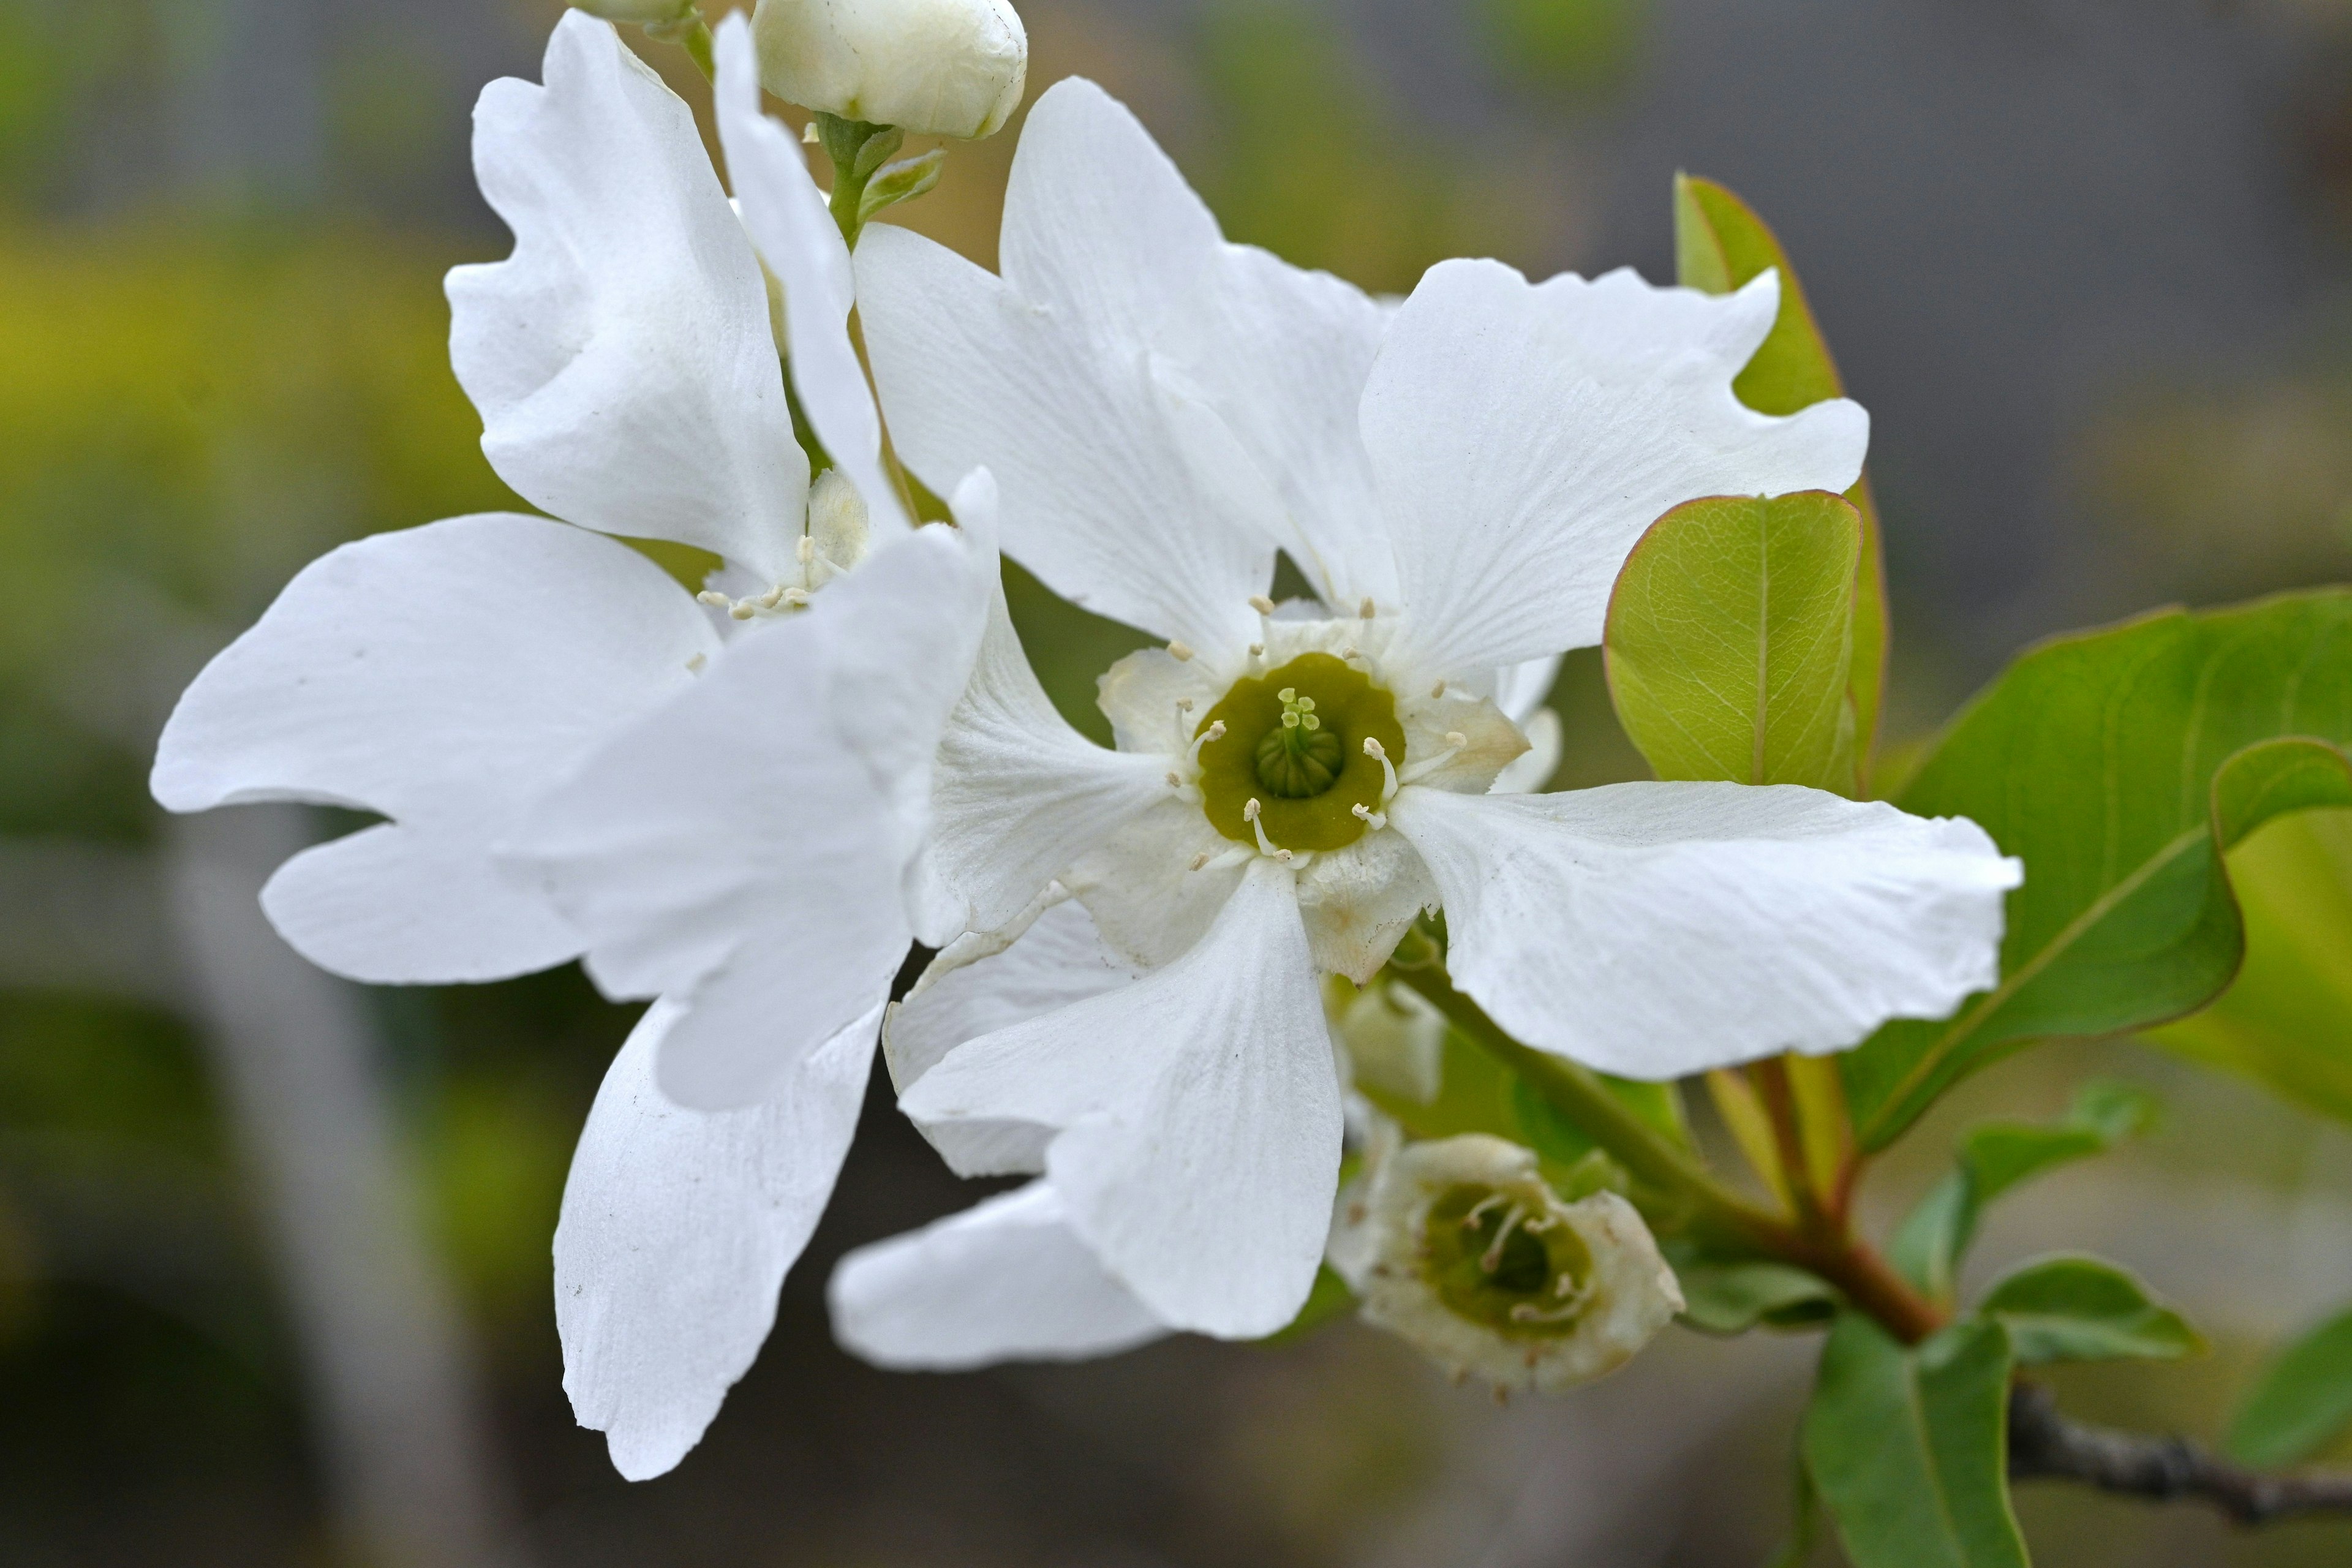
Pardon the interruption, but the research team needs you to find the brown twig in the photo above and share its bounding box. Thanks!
[2009,1382,2352,1525]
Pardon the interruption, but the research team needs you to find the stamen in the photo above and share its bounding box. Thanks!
[685,652,707,674]
[729,602,757,620]
[1430,680,1447,699]
[1479,1204,1527,1274]
[1168,641,1196,662]
[1248,594,1276,616]
[796,535,815,564]
[1186,719,1226,768]
[781,587,811,608]
[1189,851,1210,871]
[1359,597,1376,620]
[1351,801,1387,831]
[1362,736,1400,803]
[1193,845,1254,874]
[1242,798,1292,862]
[696,590,730,608]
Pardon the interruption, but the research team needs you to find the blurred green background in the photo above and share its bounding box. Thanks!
[4,0,2352,1564]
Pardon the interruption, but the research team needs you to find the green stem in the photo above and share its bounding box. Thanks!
[643,14,715,81]
[814,112,897,248]
[1386,954,1947,1346]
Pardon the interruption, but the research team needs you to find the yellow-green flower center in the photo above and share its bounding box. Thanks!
[1420,1182,1596,1340]
[1195,652,1406,853]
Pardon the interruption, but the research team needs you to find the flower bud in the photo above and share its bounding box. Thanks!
[752,0,1027,138]
[1330,977,1444,1106]
[1348,1134,1683,1394]
[570,0,699,23]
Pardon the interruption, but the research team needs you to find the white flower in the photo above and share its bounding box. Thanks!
[152,12,993,1478]
[827,79,2021,1352]
[1334,1134,1684,1395]
[753,0,1027,138]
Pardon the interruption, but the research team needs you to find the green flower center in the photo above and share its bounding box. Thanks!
[1420,1182,1595,1340]
[1195,652,1406,853]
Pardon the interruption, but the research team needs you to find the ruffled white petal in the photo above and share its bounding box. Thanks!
[887,896,1143,1090]
[556,995,876,1481]
[1294,827,1439,984]
[150,513,714,983]
[1064,797,1245,969]
[448,13,805,579]
[900,859,1341,1336]
[856,216,1270,655]
[1490,707,1561,796]
[507,518,995,1110]
[828,1181,1167,1371]
[992,81,1395,609]
[929,595,1174,935]
[1387,783,2022,1079]
[711,15,910,538]
[1368,262,1869,674]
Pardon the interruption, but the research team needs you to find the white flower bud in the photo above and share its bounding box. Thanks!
[752,0,1027,138]
[1347,1134,1683,1395]
[570,0,699,23]
[1331,978,1444,1106]
[806,469,871,584]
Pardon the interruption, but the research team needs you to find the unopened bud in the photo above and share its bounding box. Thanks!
[1351,1134,1682,1395]
[807,469,872,583]
[752,0,1027,139]
[1332,978,1443,1106]
[571,0,699,23]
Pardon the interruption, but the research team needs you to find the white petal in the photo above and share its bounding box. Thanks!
[1064,797,1245,969]
[929,592,1174,935]
[857,216,1270,654]
[556,996,876,1481]
[1368,262,1869,674]
[448,13,805,579]
[151,514,714,983]
[711,15,910,539]
[1494,654,1562,727]
[828,1181,1167,1371]
[1387,783,2022,1079]
[1490,707,1561,796]
[1294,828,1438,984]
[508,521,995,1110]
[901,859,1341,1336]
[887,897,1144,1091]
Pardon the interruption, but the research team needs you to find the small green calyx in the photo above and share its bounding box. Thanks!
[1196,653,1405,852]
[1422,1183,1596,1340]
[1254,687,1343,797]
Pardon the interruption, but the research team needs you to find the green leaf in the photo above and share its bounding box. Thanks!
[2143,808,2352,1124]
[2226,1304,2352,1468]
[1801,1315,2029,1568]
[858,148,946,222]
[1842,594,2352,1148]
[1675,1259,1838,1335]
[1889,1081,2156,1302]
[1674,173,1888,776]
[1977,1255,2204,1365]
[1604,491,1861,792]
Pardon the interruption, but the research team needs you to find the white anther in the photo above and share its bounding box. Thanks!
[1194,845,1254,874]
[1446,731,1468,747]
[1249,643,1266,663]
[1186,719,1226,768]
[729,602,758,620]
[1177,697,1194,712]
[802,121,821,145]
[1351,801,1388,831]
[1168,641,1196,662]
[758,585,788,609]
[1166,771,1183,788]
[1359,597,1376,620]
[797,534,815,564]
[685,652,707,674]
[1430,680,1447,699]
[1362,736,1400,802]
[1243,797,1262,822]
[1248,594,1276,616]
[1189,851,1211,872]
[698,590,731,608]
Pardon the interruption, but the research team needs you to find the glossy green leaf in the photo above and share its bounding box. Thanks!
[1843,594,2352,1148]
[1604,491,1861,792]
[1676,1259,1838,1335]
[2226,1304,2352,1468]
[1801,1315,2028,1568]
[1675,173,1888,777]
[1890,1082,2155,1303]
[2143,808,2352,1124]
[1978,1255,2204,1365]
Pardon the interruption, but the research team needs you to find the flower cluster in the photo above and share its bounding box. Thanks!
[149,2,2021,1480]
